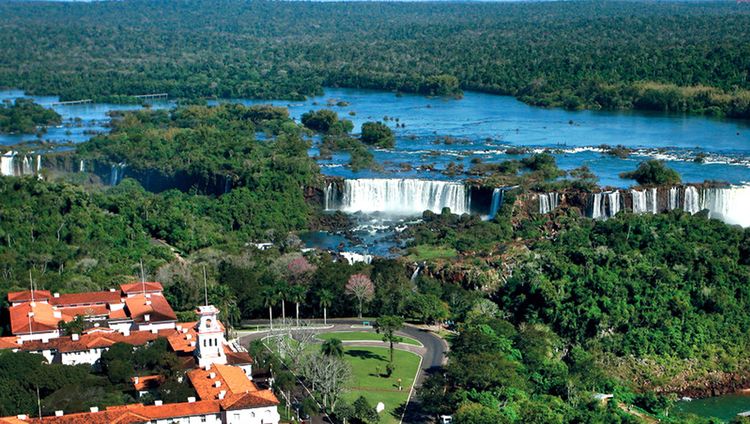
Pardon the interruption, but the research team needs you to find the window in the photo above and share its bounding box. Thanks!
[201,416,207,423]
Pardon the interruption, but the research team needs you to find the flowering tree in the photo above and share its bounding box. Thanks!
[346,274,374,318]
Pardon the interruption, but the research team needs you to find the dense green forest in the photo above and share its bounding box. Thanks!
[1,1,749,117]
[0,99,61,134]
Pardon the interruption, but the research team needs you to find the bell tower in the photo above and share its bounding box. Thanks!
[195,305,227,367]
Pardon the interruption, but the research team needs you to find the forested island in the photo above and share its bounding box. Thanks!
[1,0,749,117]
[0,99,61,134]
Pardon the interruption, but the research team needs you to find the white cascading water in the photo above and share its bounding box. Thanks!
[683,186,700,214]
[1,151,16,176]
[608,191,621,218]
[631,189,647,214]
[109,163,126,186]
[340,251,373,265]
[668,187,679,210]
[79,160,85,173]
[590,191,621,220]
[701,186,750,227]
[590,192,604,219]
[330,178,469,215]
[488,188,504,219]
[22,156,32,175]
[539,193,559,214]
[632,188,659,214]
[647,188,658,214]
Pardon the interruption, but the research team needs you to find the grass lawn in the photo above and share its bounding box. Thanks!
[317,331,422,347]
[405,244,457,261]
[341,346,421,424]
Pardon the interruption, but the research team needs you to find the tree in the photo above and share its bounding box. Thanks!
[261,286,279,331]
[301,353,351,409]
[301,109,333,132]
[318,288,334,325]
[321,338,344,358]
[346,274,374,319]
[352,396,380,424]
[360,122,394,149]
[619,159,681,185]
[287,256,316,326]
[406,293,449,325]
[374,315,404,366]
[289,284,307,327]
[58,316,87,336]
[453,402,510,424]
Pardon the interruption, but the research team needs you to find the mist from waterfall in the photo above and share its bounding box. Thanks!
[325,178,469,215]
[701,186,750,227]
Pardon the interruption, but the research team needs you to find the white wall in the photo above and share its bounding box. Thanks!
[18,330,60,342]
[61,347,103,366]
[224,407,280,424]
[154,413,222,424]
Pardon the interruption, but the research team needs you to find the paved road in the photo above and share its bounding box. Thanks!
[237,318,448,423]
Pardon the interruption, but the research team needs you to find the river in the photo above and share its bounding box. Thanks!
[3,87,750,188]
[2,87,750,256]
[675,393,750,422]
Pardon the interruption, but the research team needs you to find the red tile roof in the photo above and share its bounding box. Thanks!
[187,364,278,408]
[7,291,52,303]
[225,349,253,366]
[50,291,121,307]
[125,294,177,323]
[16,329,176,354]
[120,282,163,295]
[167,322,199,353]
[0,400,222,424]
[131,375,165,391]
[9,302,70,335]
[55,305,109,318]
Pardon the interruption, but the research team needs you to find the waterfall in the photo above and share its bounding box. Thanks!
[700,186,750,227]
[631,190,647,214]
[488,188,504,219]
[22,156,32,175]
[340,251,373,265]
[410,265,421,283]
[329,178,469,215]
[683,186,700,214]
[647,188,658,214]
[224,175,232,194]
[590,191,621,220]
[608,191,621,218]
[590,193,605,219]
[36,155,41,174]
[79,160,85,173]
[324,182,337,211]
[1,151,16,176]
[539,193,559,214]
[109,163,126,186]
[668,187,679,210]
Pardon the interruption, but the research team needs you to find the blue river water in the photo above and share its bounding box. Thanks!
[2,87,750,188]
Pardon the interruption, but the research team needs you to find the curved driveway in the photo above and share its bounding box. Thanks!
[237,318,448,423]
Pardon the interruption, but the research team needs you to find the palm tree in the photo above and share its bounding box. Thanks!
[261,287,278,331]
[289,284,307,327]
[275,282,289,327]
[318,288,334,325]
[321,338,344,358]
